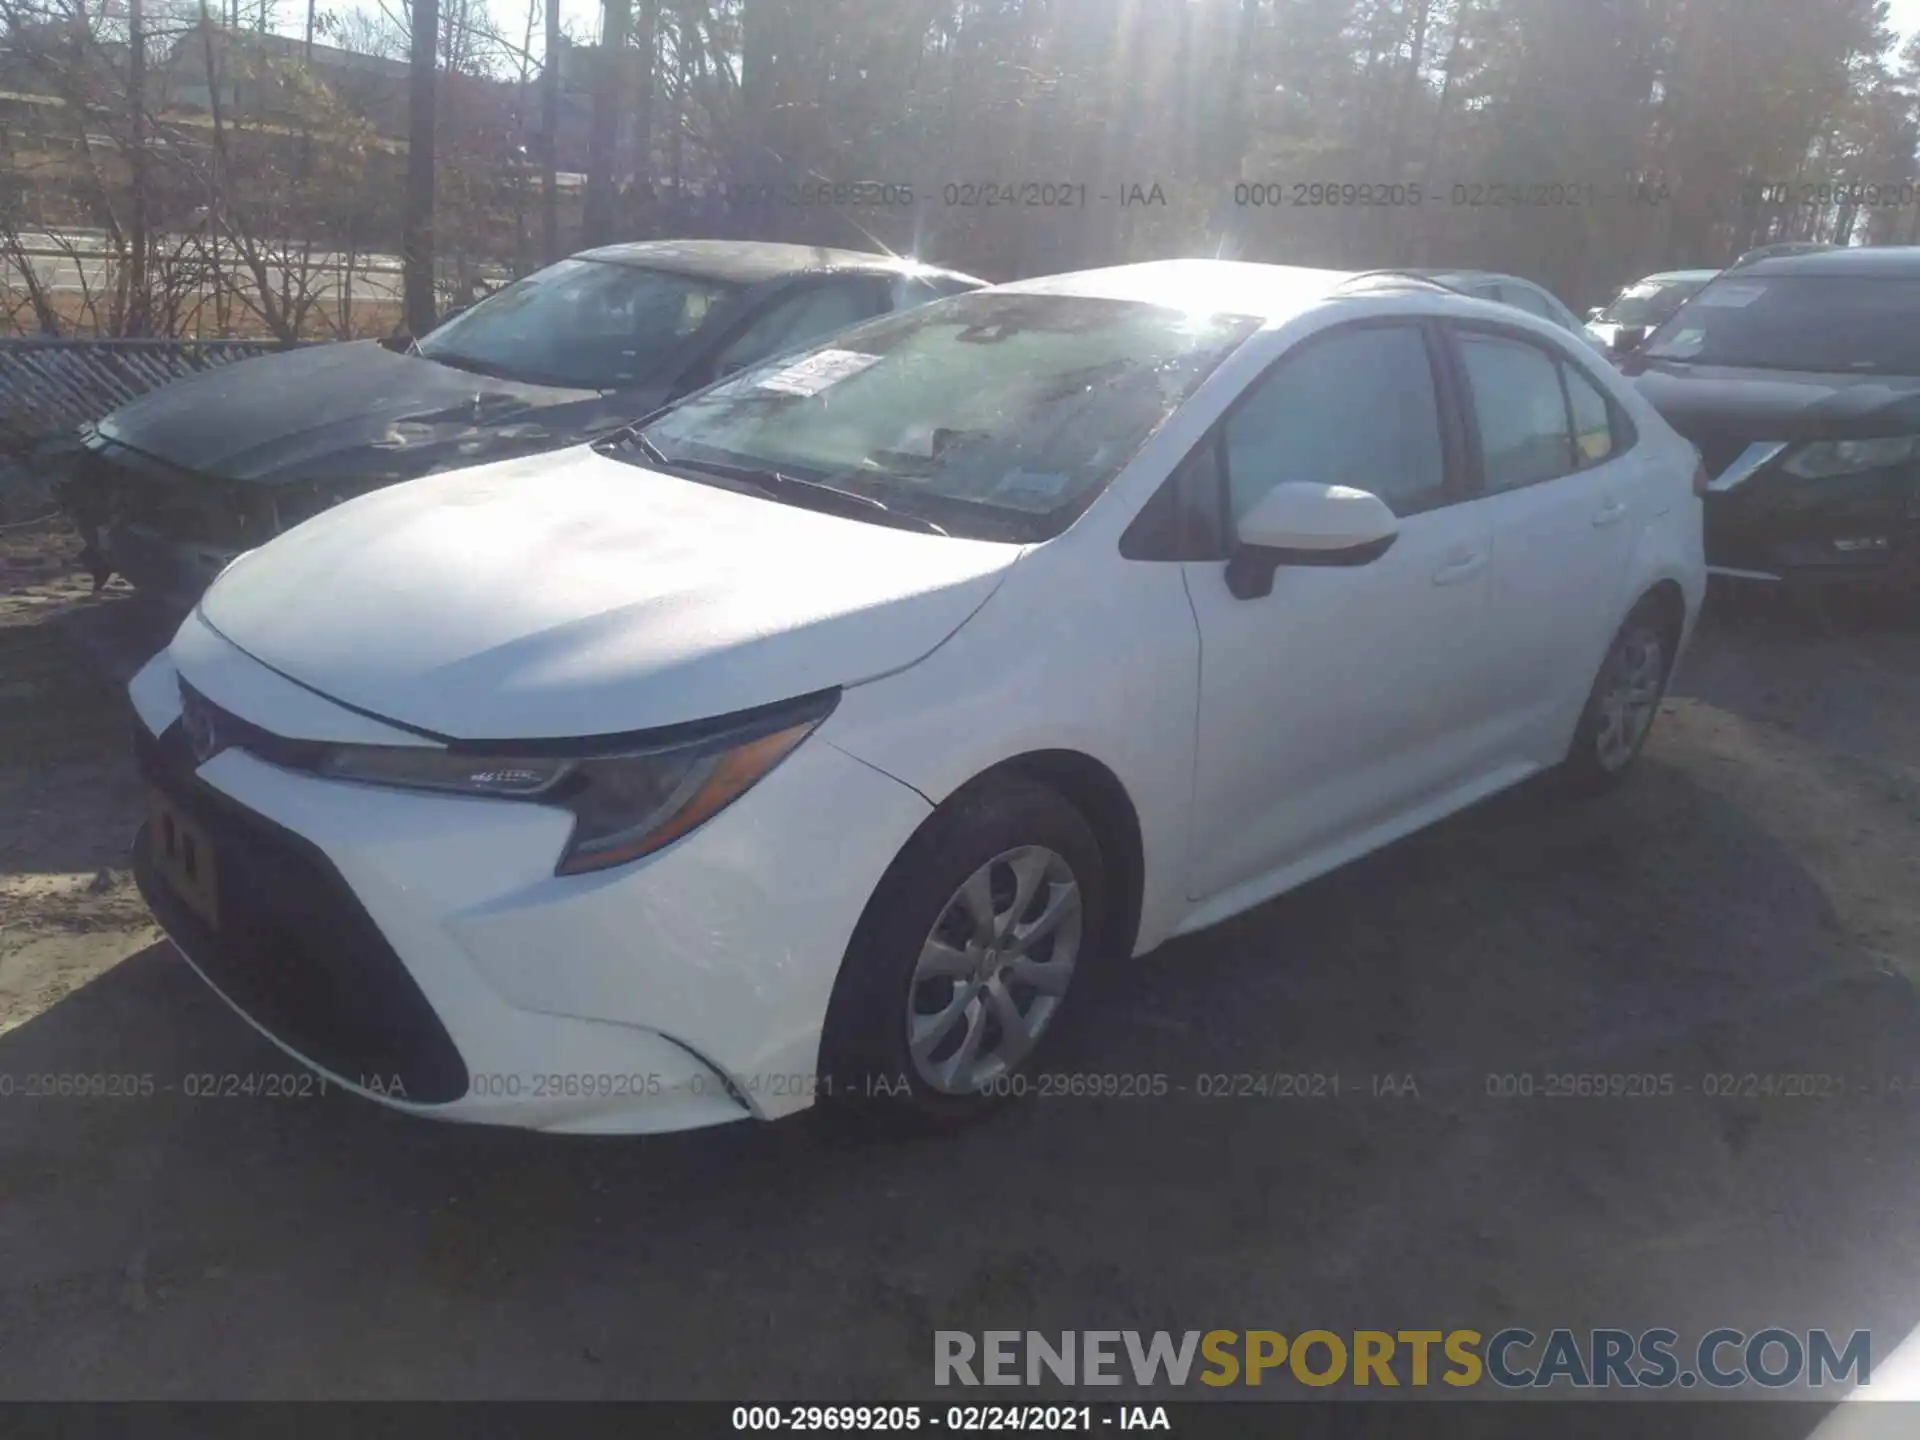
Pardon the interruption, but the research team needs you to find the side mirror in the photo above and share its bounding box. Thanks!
[1225,482,1400,600]
[1611,324,1647,354]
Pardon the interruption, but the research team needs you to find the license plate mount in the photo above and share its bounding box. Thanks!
[147,787,219,929]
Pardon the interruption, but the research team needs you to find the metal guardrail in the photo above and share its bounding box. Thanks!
[0,336,296,459]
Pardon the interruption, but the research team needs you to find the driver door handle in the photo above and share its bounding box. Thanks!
[1591,498,1629,527]
[1431,551,1487,586]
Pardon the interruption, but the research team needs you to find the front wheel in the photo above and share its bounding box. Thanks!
[1560,600,1674,792]
[819,777,1109,1129]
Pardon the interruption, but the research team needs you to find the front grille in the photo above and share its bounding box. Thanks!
[82,440,278,550]
[134,721,470,1104]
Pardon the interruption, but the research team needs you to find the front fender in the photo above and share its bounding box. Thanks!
[818,543,1201,955]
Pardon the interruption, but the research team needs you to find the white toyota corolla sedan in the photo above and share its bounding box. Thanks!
[129,260,1706,1134]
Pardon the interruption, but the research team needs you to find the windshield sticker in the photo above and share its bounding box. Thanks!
[1696,283,1767,308]
[755,349,882,396]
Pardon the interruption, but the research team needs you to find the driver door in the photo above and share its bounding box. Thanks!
[1180,319,1504,905]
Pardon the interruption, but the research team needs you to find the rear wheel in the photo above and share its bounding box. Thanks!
[1560,599,1675,792]
[819,776,1108,1129]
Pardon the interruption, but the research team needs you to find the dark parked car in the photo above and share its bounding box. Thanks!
[1622,245,1920,591]
[64,240,984,609]
[1728,241,1840,270]
[1584,268,1720,358]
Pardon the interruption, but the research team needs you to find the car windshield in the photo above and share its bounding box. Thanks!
[1602,278,1707,328]
[1640,274,1920,374]
[417,258,743,389]
[629,292,1261,542]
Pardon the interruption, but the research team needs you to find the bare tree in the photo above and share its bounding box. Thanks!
[582,0,630,245]
[402,0,437,332]
[542,0,559,261]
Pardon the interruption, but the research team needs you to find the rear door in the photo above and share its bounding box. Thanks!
[1442,322,1644,759]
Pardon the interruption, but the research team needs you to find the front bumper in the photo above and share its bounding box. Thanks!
[129,637,934,1133]
[1703,523,1920,590]
[64,432,283,609]
[1701,463,1920,592]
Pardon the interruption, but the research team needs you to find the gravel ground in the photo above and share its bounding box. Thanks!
[2,519,1918,1406]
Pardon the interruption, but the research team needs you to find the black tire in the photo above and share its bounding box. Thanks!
[818,775,1109,1131]
[1559,597,1676,794]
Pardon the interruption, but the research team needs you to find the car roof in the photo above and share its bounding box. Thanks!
[997,259,1394,319]
[1407,268,1564,294]
[998,259,1604,330]
[1409,267,1501,284]
[1634,270,1721,285]
[1728,245,1920,278]
[571,238,985,287]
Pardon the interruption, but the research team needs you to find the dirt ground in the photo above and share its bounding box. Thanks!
[2,516,1919,1406]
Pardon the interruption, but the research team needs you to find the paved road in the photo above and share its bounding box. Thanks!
[1,581,1917,1405]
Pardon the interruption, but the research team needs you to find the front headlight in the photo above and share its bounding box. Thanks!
[1780,436,1920,479]
[313,692,836,875]
[316,746,570,796]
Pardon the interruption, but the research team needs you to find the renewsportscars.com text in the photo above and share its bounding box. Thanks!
[934,1328,1872,1390]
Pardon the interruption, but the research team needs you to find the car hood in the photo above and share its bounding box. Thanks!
[95,341,662,484]
[1628,358,1920,442]
[197,446,1023,740]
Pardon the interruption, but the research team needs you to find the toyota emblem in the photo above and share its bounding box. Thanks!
[181,690,222,764]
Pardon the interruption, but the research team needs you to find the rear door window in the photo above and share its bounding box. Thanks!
[1455,331,1578,492]
[1562,362,1617,467]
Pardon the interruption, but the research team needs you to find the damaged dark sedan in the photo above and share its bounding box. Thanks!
[1622,246,1920,593]
[63,239,983,609]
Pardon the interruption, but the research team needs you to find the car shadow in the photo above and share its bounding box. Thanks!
[0,581,174,882]
[2,750,1917,1408]
[1670,590,1920,772]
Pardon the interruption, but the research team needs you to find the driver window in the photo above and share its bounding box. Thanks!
[1219,324,1447,521]
[710,281,881,376]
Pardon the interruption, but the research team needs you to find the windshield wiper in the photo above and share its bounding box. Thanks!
[596,436,951,535]
[421,349,590,390]
[420,350,519,381]
[596,425,675,466]
[669,456,950,536]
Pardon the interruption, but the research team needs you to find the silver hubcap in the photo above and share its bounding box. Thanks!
[1595,625,1665,772]
[906,846,1083,1094]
